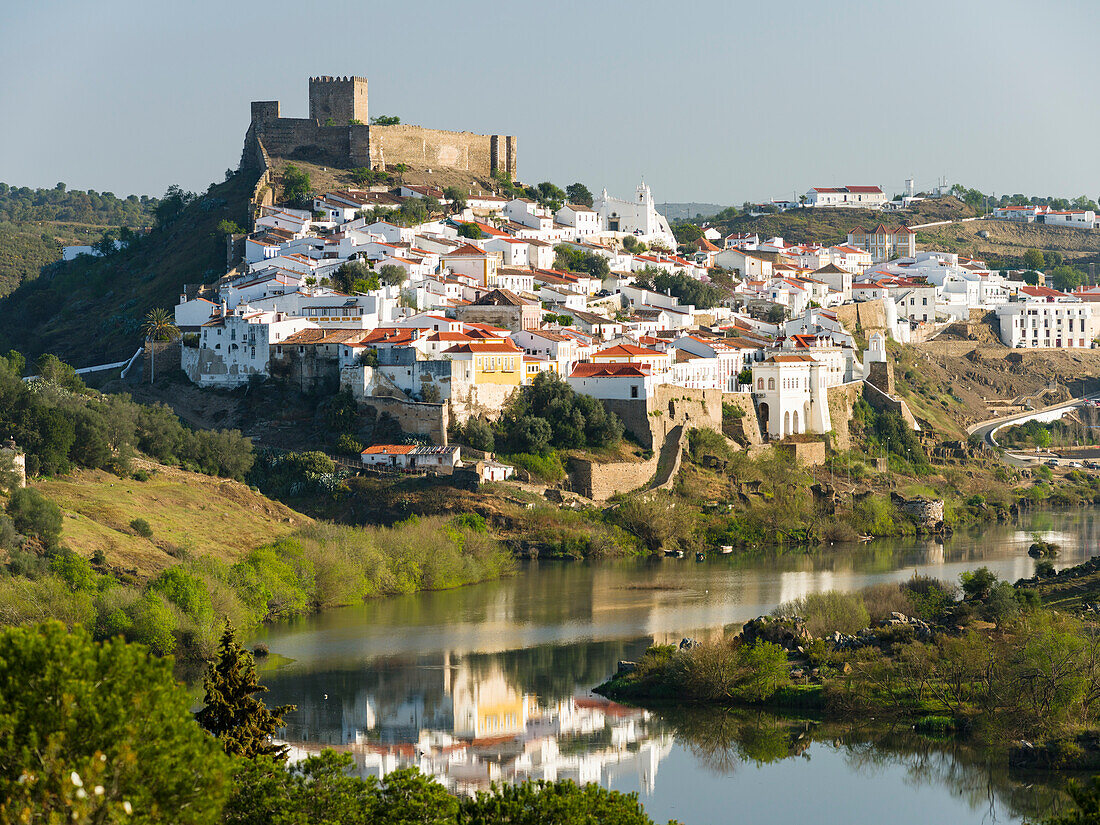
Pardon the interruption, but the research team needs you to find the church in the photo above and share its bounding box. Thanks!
[593,181,677,250]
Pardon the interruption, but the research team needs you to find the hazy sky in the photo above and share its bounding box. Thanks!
[3,0,1098,206]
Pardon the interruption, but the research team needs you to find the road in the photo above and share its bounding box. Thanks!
[967,392,1100,466]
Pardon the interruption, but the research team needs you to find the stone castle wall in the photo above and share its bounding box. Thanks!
[244,83,517,178]
[602,385,723,449]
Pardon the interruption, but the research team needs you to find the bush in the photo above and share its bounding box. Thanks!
[497,372,623,455]
[688,428,733,463]
[127,592,178,655]
[130,517,153,538]
[336,434,363,455]
[501,451,565,483]
[773,591,870,637]
[48,549,98,592]
[6,487,62,549]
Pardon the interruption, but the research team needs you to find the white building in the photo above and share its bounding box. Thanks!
[995,287,1095,349]
[592,182,677,250]
[804,186,887,209]
[183,305,315,387]
[555,203,602,238]
[751,354,832,440]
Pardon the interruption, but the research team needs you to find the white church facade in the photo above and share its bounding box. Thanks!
[593,182,677,250]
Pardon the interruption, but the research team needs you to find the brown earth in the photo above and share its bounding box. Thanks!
[916,219,1100,268]
[267,158,502,201]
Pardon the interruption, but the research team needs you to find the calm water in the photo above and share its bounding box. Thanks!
[253,511,1100,824]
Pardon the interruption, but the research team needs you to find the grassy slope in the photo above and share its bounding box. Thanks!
[0,171,256,364]
[916,219,1100,268]
[0,224,62,297]
[712,197,977,246]
[35,458,307,578]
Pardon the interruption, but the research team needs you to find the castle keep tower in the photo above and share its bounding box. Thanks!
[308,76,368,125]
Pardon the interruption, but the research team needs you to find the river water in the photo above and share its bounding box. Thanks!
[253,510,1100,824]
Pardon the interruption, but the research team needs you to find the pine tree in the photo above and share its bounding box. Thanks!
[195,623,296,760]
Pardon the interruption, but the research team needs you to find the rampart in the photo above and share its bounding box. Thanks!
[242,77,517,178]
[601,385,723,449]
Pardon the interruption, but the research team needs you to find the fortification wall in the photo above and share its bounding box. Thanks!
[720,392,762,446]
[367,125,512,176]
[826,381,863,451]
[601,386,722,449]
[361,395,449,445]
[568,454,658,501]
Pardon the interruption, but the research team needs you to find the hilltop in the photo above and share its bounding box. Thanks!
[916,218,1100,269]
[0,172,254,365]
[34,458,307,579]
[709,197,979,245]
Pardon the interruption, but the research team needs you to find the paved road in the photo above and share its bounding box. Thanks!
[967,393,1100,466]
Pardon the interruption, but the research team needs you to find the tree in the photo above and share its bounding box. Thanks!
[281,164,313,206]
[1023,248,1046,271]
[141,308,180,384]
[765,305,787,324]
[370,115,401,126]
[195,623,296,760]
[458,223,484,240]
[565,182,594,207]
[333,260,376,293]
[0,623,230,824]
[1022,270,1041,286]
[535,181,566,208]
[1044,776,1100,824]
[6,487,62,550]
[960,566,999,601]
[442,186,467,214]
[379,264,408,286]
[1050,265,1084,292]
[672,223,704,245]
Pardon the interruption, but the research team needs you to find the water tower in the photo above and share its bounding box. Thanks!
[905,178,915,197]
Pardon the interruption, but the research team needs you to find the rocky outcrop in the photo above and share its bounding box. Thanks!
[741,616,812,651]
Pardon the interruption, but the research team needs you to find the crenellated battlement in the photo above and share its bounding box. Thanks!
[243,76,517,179]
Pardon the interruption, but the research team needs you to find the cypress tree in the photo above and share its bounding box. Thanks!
[195,622,296,760]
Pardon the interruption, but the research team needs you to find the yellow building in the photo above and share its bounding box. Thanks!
[443,338,525,386]
[442,242,501,287]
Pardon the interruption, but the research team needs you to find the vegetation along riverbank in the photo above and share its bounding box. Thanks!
[598,558,1100,775]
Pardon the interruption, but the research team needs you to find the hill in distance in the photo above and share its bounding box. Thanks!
[656,202,727,222]
[0,172,255,365]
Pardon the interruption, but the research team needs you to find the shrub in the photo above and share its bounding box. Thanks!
[773,591,870,637]
[149,567,214,624]
[336,434,363,455]
[48,549,98,592]
[6,488,62,549]
[130,517,153,538]
[503,452,566,483]
[688,428,734,463]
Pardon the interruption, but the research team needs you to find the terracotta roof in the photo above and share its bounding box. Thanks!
[362,445,416,455]
[570,363,650,378]
[593,344,665,358]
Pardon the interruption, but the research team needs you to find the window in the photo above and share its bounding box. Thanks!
[630,385,639,399]
[768,377,775,390]
[757,378,764,390]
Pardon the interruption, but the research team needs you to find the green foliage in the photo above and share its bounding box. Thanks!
[960,566,998,601]
[281,165,312,206]
[613,492,697,554]
[773,591,870,637]
[370,114,401,125]
[442,186,467,213]
[565,182,593,207]
[148,567,212,624]
[502,452,566,483]
[130,517,153,538]
[1023,248,1046,271]
[6,487,62,549]
[621,235,644,253]
[672,223,704,244]
[333,259,377,293]
[349,167,388,187]
[497,372,623,455]
[634,270,726,309]
[457,222,484,239]
[0,622,230,823]
[196,623,295,760]
[687,428,733,463]
[553,245,610,279]
[48,549,98,593]
[126,592,177,655]
[452,417,495,453]
[1044,776,1100,824]
[669,640,790,703]
[336,433,363,455]
[1050,264,1084,292]
[379,263,408,286]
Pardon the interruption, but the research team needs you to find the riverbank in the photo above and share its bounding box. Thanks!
[595,570,1100,771]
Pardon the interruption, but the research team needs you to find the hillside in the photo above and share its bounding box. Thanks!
[711,197,978,245]
[657,202,727,222]
[0,184,161,298]
[916,219,1100,268]
[0,171,255,365]
[35,458,307,579]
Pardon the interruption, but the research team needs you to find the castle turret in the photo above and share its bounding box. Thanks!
[308,75,368,125]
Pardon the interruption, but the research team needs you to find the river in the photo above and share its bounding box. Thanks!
[252,510,1100,824]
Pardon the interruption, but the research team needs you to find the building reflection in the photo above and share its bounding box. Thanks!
[279,651,673,796]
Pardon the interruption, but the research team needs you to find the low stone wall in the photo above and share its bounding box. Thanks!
[359,395,449,445]
[774,440,827,466]
[863,380,918,430]
[569,454,658,501]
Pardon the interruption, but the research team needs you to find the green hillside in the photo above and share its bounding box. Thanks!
[709,197,978,245]
[0,172,255,365]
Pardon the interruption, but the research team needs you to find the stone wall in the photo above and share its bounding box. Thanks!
[826,382,863,451]
[774,440,827,466]
[720,392,762,446]
[244,116,516,178]
[834,298,890,339]
[601,385,722,450]
[568,454,658,501]
[863,379,918,430]
[356,395,449,445]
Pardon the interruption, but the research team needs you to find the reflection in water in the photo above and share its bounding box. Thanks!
[256,512,1100,823]
[276,650,672,796]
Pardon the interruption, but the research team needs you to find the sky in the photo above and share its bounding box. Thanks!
[2,0,1098,206]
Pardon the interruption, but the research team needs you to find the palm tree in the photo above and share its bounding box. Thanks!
[141,307,180,384]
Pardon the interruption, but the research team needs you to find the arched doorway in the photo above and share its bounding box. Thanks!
[759,402,770,437]
[792,409,800,434]
[783,410,790,438]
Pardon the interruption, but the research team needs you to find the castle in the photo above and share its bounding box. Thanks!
[242,76,517,179]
